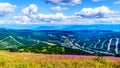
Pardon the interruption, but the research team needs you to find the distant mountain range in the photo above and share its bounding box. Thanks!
[32,24,120,31]
[1,24,120,31]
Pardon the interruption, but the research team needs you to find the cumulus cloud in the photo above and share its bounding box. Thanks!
[0,2,16,16]
[37,13,68,22]
[13,15,30,24]
[75,6,115,18]
[92,0,105,2]
[50,6,68,11]
[22,4,38,16]
[12,4,70,24]
[45,0,81,5]
[0,20,5,24]
[12,15,120,24]
[11,5,120,25]
[114,1,120,4]
[13,12,69,24]
[13,4,38,24]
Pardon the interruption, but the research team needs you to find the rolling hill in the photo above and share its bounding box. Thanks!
[0,28,120,56]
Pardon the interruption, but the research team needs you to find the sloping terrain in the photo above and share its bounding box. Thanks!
[6,44,91,55]
[0,29,120,55]
[0,36,23,49]
[0,51,120,68]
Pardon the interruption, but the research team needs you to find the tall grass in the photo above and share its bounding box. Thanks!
[0,51,120,68]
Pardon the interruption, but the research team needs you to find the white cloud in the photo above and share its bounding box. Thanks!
[50,6,68,11]
[0,20,5,24]
[114,1,120,4]
[91,17,120,24]
[13,4,39,24]
[0,2,16,16]
[22,4,38,16]
[16,3,69,24]
[13,16,30,24]
[11,15,120,24]
[13,12,68,24]
[36,13,69,24]
[70,0,81,5]
[75,6,115,18]
[92,0,105,2]
[37,13,68,21]
[4,4,119,25]
[46,0,81,5]
[13,11,120,25]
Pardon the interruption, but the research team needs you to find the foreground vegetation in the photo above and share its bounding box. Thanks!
[5,45,91,55]
[0,51,120,68]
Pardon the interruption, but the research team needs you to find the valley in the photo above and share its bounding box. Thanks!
[0,29,120,56]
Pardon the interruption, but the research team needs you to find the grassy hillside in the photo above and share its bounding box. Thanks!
[0,51,120,68]
[0,36,23,49]
[5,44,91,55]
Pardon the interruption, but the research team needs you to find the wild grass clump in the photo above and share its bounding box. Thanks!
[0,51,120,68]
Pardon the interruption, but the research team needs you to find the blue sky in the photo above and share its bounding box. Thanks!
[0,0,120,25]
